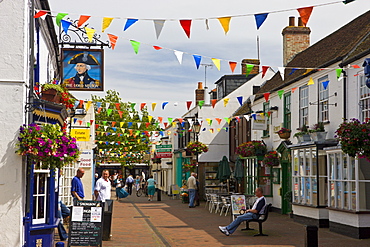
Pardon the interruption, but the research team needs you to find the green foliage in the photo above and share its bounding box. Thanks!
[294,125,309,137]
[308,122,325,133]
[93,90,160,167]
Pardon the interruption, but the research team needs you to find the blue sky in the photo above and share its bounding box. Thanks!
[49,0,370,118]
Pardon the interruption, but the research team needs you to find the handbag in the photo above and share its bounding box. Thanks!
[117,187,129,198]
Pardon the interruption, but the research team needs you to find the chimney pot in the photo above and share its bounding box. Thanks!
[289,16,295,26]
[298,17,303,27]
[197,82,203,89]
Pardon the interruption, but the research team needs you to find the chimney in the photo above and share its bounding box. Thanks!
[242,59,260,75]
[195,82,205,105]
[282,16,311,66]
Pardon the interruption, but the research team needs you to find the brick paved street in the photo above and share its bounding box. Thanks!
[100,191,370,247]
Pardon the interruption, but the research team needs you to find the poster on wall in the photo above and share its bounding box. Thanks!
[251,115,267,130]
[61,48,104,91]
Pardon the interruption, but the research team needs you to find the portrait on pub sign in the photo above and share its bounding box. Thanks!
[62,48,104,91]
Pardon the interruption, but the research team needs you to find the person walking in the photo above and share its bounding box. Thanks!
[115,175,123,200]
[219,187,266,236]
[126,174,134,195]
[146,175,156,201]
[94,170,111,202]
[135,175,141,191]
[187,172,197,208]
[71,168,85,205]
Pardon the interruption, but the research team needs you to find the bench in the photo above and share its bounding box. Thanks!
[241,203,272,236]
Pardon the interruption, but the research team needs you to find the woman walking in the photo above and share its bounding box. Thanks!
[146,175,156,201]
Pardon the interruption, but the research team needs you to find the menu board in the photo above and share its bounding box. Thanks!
[68,200,103,247]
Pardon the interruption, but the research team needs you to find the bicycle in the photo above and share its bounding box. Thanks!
[136,184,148,197]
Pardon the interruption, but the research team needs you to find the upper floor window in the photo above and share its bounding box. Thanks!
[263,102,270,137]
[284,92,291,130]
[318,75,329,122]
[359,75,370,122]
[33,168,49,224]
[299,86,309,127]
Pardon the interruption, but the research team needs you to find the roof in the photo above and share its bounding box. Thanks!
[255,10,370,98]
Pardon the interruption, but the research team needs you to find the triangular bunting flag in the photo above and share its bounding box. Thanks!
[140,103,146,111]
[278,67,285,81]
[162,102,168,110]
[107,34,118,50]
[198,100,205,109]
[264,93,270,102]
[158,117,163,123]
[168,118,173,123]
[308,77,315,85]
[336,69,343,80]
[61,20,71,34]
[212,58,221,71]
[245,64,254,77]
[193,55,202,69]
[278,90,284,99]
[215,118,222,125]
[223,98,230,107]
[179,20,192,38]
[118,110,123,118]
[224,117,231,124]
[254,13,268,30]
[249,95,256,104]
[84,27,96,42]
[211,99,217,108]
[148,116,153,122]
[297,6,313,27]
[130,40,140,54]
[153,46,162,50]
[102,17,114,32]
[292,87,298,93]
[151,103,157,111]
[174,50,183,64]
[322,80,330,90]
[78,15,90,27]
[237,96,243,106]
[229,61,237,73]
[56,13,68,27]
[262,66,269,78]
[153,20,165,39]
[34,11,48,19]
[217,17,231,34]
[130,103,136,111]
[107,109,112,116]
[124,18,138,31]
[289,68,298,75]
[186,101,192,110]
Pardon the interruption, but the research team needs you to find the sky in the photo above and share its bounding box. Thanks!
[48,0,370,119]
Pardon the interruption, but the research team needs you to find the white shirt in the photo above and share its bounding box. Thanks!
[95,177,111,202]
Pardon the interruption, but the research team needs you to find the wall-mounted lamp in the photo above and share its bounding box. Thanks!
[270,106,279,111]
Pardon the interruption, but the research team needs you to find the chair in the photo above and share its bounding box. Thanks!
[205,193,212,209]
[210,195,222,214]
[219,196,231,216]
[242,203,272,236]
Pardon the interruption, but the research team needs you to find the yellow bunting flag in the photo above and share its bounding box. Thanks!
[120,122,124,128]
[172,122,177,128]
[85,101,92,111]
[217,128,221,132]
[218,17,231,34]
[212,58,221,71]
[209,128,214,133]
[223,98,230,107]
[224,117,231,124]
[102,17,114,32]
[148,115,153,123]
[259,113,265,119]
[152,102,157,111]
[303,69,313,75]
[84,27,95,42]
[307,77,314,85]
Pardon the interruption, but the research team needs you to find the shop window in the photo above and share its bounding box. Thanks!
[32,169,49,224]
[244,157,272,197]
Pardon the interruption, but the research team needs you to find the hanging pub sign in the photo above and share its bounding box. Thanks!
[251,114,267,130]
[61,48,104,91]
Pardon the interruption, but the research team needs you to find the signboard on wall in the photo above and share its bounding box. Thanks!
[251,115,267,130]
[78,150,93,167]
[155,144,172,158]
[71,128,90,142]
[61,48,104,91]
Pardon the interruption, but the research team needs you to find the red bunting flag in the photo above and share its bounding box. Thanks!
[129,129,133,136]
[145,122,150,128]
[112,121,116,127]
[211,99,217,108]
[115,103,120,110]
[264,92,270,102]
[34,11,48,18]
[186,101,192,110]
[229,61,237,73]
[78,120,83,125]
[178,118,183,124]
[297,6,313,27]
[90,120,94,125]
[118,110,123,118]
[95,124,99,129]
[79,100,84,108]
[153,46,162,50]
[78,15,91,27]
[262,66,269,78]
[107,34,118,50]
[351,64,360,68]
[164,122,168,128]
[179,20,192,38]
[97,107,102,114]
[140,103,146,111]
[158,117,163,123]
[291,87,298,93]
[215,118,222,125]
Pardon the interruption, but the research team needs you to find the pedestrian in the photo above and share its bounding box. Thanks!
[94,170,111,202]
[126,174,134,195]
[195,173,200,206]
[219,187,266,236]
[57,200,70,241]
[71,168,85,205]
[146,175,156,201]
[94,173,99,185]
[135,175,141,191]
[187,172,197,208]
[115,175,123,200]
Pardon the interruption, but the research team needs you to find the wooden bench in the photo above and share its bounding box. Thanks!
[241,203,272,236]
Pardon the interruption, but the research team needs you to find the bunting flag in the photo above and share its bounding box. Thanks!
[223,98,229,107]
[229,62,237,73]
[308,77,315,85]
[168,117,173,123]
[224,117,231,124]
[78,15,90,27]
[209,129,214,133]
[34,11,48,19]
[249,95,255,104]
[218,17,231,34]
[85,101,92,111]
[336,69,343,80]
[163,122,168,128]
[212,58,221,71]
[111,121,116,127]
[297,6,313,27]
[198,100,205,109]
[107,109,113,116]
[278,90,284,99]
[278,67,285,81]
[153,20,165,39]
[262,66,269,78]
[56,13,68,27]
[148,115,153,122]
[140,103,146,111]
[186,101,192,110]
[254,13,268,30]
[303,69,313,75]
[151,102,157,111]
[130,103,136,111]
[215,118,222,124]
[162,102,168,110]
[193,55,202,69]
[174,50,183,64]
[289,68,297,75]
[61,20,71,34]
[211,99,217,108]
[158,117,163,123]
[245,64,254,77]
[153,46,162,50]
[115,103,120,110]
[124,18,138,31]
[130,40,140,54]
[206,118,212,126]
[180,20,192,38]
[107,34,118,50]
[291,87,298,93]
[102,17,114,32]
[351,64,360,68]
[85,27,96,42]
[264,93,270,102]
[237,96,243,106]
[322,80,330,90]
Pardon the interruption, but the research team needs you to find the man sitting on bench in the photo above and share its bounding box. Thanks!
[219,187,266,236]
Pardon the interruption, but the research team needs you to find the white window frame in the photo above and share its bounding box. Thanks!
[299,86,309,127]
[61,164,78,207]
[32,169,49,224]
[318,75,329,122]
[359,75,370,122]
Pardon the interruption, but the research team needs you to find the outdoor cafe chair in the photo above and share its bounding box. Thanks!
[220,196,231,216]
[210,194,222,214]
[205,193,212,209]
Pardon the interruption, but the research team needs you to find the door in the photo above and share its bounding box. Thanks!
[281,159,292,214]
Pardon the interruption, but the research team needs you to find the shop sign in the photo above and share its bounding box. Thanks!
[78,150,93,167]
[156,153,172,158]
[71,128,90,142]
[251,115,267,130]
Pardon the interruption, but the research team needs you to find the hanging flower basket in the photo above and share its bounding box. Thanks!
[235,140,267,157]
[15,123,80,169]
[186,141,208,154]
[182,163,197,172]
[263,151,280,166]
[276,128,291,139]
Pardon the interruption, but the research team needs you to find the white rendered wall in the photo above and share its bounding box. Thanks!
[0,0,28,246]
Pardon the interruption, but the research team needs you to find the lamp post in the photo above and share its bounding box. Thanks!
[192,118,201,172]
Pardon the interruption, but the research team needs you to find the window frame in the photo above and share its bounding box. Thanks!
[318,75,329,122]
[243,157,273,197]
[263,102,270,137]
[359,74,370,122]
[32,169,49,224]
[283,92,291,130]
[299,86,309,127]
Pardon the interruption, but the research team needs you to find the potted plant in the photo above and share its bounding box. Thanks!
[15,123,80,169]
[276,127,291,140]
[186,141,209,154]
[335,118,370,160]
[182,163,197,172]
[235,140,267,157]
[294,125,311,143]
[41,80,75,108]
[263,151,280,166]
[309,122,327,142]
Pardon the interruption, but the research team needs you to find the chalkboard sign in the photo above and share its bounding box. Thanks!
[68,200,103,247]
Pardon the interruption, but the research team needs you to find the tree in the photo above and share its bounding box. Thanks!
[92,90,160,168]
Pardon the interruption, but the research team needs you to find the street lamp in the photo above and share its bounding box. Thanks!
[192,117,201,174]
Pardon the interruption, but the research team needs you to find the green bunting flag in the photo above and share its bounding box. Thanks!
[130,40,140,54]
[336,69,343,80]
[130,103,136,111]
[245,64,254,77]
[56,13,68,26]
[198,100,204,109]
[277,90,284,99]
[107,109,112,116]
